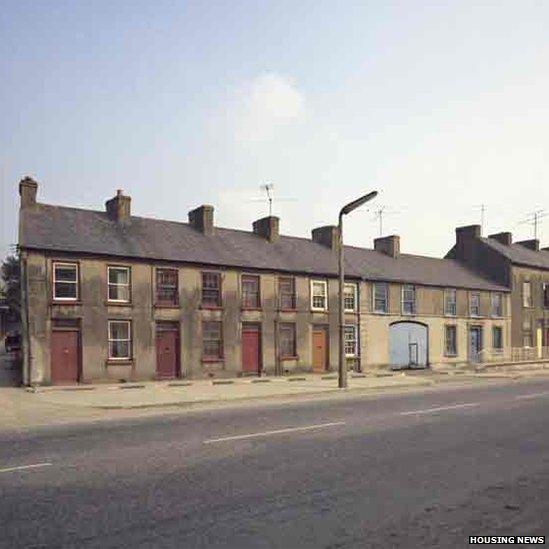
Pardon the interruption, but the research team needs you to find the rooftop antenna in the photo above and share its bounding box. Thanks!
[262,183,274,217]
[517,209,548,240]
[246,183,297,217]
[473,204,487,235]
[367,205,402,236]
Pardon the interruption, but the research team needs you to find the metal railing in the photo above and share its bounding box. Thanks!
[479,346,549,364]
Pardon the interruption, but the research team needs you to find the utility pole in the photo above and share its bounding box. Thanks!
[338,191,378,389]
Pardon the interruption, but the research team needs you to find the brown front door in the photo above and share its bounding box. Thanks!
[156,323,180,379]
[242,323,261,374]
[312,327,328,372]
[51,330,79,385]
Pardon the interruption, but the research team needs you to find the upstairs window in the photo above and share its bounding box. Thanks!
[202,272,221,307]
[444,289,457,316]
[311,280,328,311]
[241,275,260,309]
[202,321,223,360]
[373,282,388,313]
[344,283,358,312]
[344,325,358,357]
[156,268,178,306]
[108,266,130,302]
[108,320,131,360]
[53,262,78,301]
[401,285,416,315]
[469,292,480,317]
[279,323,297,358]
[491,293,503,317]
[543,283,549,309]
[522,281,532,308]
[278,276,296,310]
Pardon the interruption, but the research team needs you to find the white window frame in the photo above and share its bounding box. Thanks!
[311,280,328,311]
[469,292,481,317]
[108,320,131,360]
[344,325,358,357]
[107,266,131,303]
[373,282,388,313]
[444,288,457,317]
[343,282,358,313]
[52,262,79,301]
[401,285,416,315]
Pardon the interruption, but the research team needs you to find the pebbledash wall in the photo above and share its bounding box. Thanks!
[18,178,511,385]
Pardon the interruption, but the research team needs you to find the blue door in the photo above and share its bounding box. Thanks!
[389,322,428,369]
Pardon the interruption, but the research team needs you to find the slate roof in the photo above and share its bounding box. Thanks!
[481,238,549,271]
[19,203,508,291]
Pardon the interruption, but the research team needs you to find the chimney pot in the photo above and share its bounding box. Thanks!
[488,232,512,246]
[19,176,38,208]
[253,216,279,242]
[516,239,540,251]
[188,205,214,235]
[374,235,400,258]
[105,189,131,222]
[311,225,340,251]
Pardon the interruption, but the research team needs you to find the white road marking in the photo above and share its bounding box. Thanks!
[400,402,480,416]
[514,391,549,400]
[203,421,346,444]
[0,462,52,474]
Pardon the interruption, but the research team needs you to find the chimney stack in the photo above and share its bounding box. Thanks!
[374,235,400,258]
[19,176,38,208]
[311,225,339,251]
[516,239,540,251]
[105,189,131,222]
[456,224,481,241]
[253,216,279,243]
[488,232,512,246]
[188,205,214,235]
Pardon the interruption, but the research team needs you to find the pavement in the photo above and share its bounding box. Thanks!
[1,376,549,548]
[1,363,549,432]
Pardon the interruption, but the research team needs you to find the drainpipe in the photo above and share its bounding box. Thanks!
[19,252,32,386]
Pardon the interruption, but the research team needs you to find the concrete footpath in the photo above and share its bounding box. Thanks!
[1,364,549,432]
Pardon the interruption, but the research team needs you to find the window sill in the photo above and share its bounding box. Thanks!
[278,308,298,313]
[154,303,180,309]
[279,355,299,361]
[311,309,328,313]
[201,357,224,363]
[344,310,358,314]
[106,359,133,366]
[444,353,458,358]
[51,300,82,306]
[372,310,389,315]
[241,307,262,312]
[200,305,223,311]
[105,301,132,307]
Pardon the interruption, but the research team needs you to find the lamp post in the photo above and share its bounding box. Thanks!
[338,191,378,389]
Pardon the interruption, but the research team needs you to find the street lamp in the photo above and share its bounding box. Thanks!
[338,190,378,389]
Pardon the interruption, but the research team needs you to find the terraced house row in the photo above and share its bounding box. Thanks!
[17,177,516,385]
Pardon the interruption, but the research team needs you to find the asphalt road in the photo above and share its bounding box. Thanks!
[1,378,549,548]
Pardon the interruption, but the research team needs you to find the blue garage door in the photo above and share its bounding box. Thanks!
[389,322,428,369]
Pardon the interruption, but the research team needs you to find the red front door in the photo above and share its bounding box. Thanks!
[156,323,179,379]
[51,330,79,385]
[242,324,261,374]
[312,327,328,372]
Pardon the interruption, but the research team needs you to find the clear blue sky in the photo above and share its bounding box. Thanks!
[1,0,548,259]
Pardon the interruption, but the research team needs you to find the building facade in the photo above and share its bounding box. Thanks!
[18,178,511,385]
[447,225,549,353]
